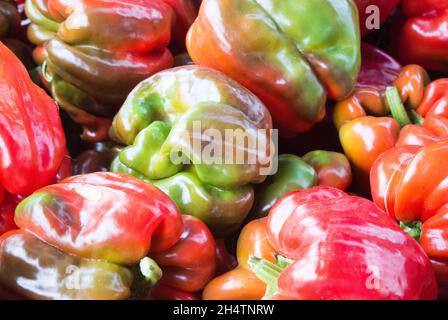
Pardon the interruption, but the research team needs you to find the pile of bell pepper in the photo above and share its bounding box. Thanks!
[0,0,447,301]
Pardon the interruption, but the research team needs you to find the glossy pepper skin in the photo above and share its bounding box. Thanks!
[25,0,196,142]
[357,43,402,90]
[395,0,448,73]
[0,230,136,300]
[337,69,448,185]
[150,214,216,293]
[249,154,317,221]
[355,0,400,36]
[335,65,433,186]
[15,172,183,264]
[187,0,361,136]
[370,140,448,299]
[0,172,213,300]
[110,65,274,236]
[203,218,276,300]
[0,42,66,196]
[252,187,437,300]
[302,151,352,191]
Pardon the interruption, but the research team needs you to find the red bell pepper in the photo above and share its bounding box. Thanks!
[15,172,184,264]
[371,140,448,299]
[394,0,448,72]
[355,0,400,36]
[0,42,66,196]
[150,214,216,293]
[249,186,437,299]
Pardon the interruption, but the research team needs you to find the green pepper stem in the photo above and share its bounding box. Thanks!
[41,61,53,84]
[248,255,293,300]
[130,257,163,300]
[140,257,163,287]
[400,221,423,242]
[386,86,411,128]
[410,111,425,126]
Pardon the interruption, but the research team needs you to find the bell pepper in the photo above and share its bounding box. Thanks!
[187,0,361,136]
[203,218,276,300]
[355,0,400,36]
[302,151,352,191]
[249,154,317,221]
[394,0,448,73]
[151,214,216,293]
[1,172,216,299]
[0,42,66,196]
[357,43,402,90]
[334,64,437,187]
[25,0,196,142]
[110,65,275,236]
[370,140,448,299]
[248,187,437,300]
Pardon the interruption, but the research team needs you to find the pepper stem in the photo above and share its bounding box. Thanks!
[248,255,293,300]
[130,257,163,300]
[400,221,423,242]
[410,111,425,126]
[41,60,53,84]
[385,86,411,128]
[140,257,163,287]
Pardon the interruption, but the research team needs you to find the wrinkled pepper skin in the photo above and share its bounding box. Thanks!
[110,66,274,236]
[187,0,361,136]
[203,218,276,300]
[261,187,437,300]
[26,0,196,142]
[302,150,352,191]
[0,230,134,300]
[0,42,66,196]
[371,140,448,299]
[15,172,183,264]
[249,154,317,221]
[355,0,400,36]
[395,0,448,73]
